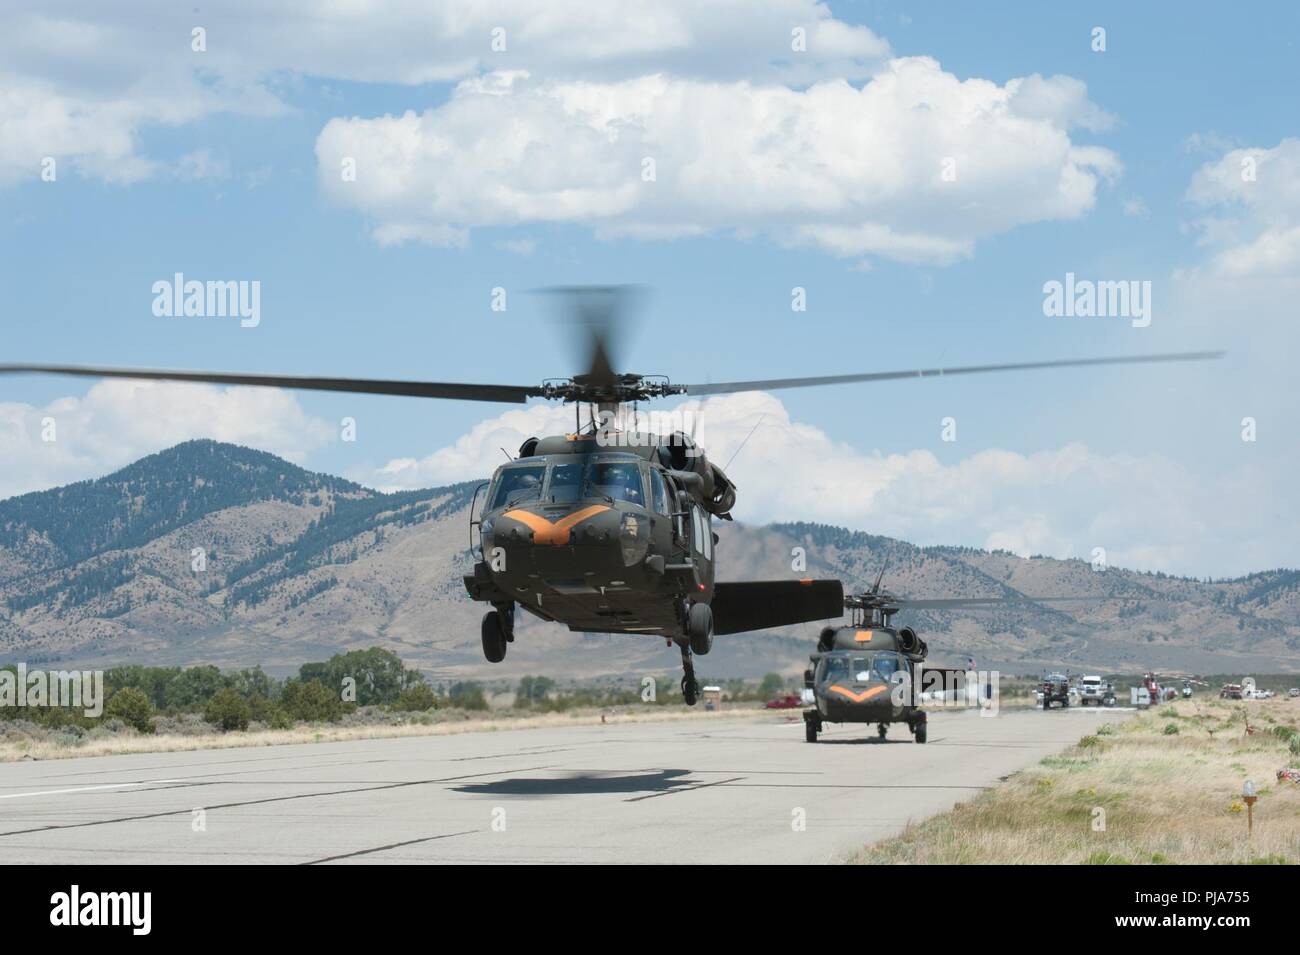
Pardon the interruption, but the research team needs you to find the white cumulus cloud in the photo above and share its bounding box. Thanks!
[1184,137,1300,279]
[317,61,1118,263]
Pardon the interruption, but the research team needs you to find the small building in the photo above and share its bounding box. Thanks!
[701,686,723,712]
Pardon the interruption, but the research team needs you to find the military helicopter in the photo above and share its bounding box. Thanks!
[803,568,1094,742]
[1,289,1221,704]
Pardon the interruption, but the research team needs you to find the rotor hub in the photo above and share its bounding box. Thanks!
[539,373,686,404]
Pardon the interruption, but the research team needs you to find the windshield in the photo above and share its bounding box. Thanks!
[490,465,545,509]
[820,656,851,682]
[852,652,904,682]
[545,462,584,504]
[584,461,645,506]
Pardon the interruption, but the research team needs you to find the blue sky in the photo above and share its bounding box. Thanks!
[2,1,1297,577]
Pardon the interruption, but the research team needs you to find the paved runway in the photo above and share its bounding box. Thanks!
[0,707,1126,864]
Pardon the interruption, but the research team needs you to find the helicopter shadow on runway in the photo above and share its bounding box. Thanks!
[452,768,694,797]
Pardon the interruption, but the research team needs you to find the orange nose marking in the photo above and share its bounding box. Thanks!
[854,630,873,642]
[828,684,888,704]
[503,505,610,546]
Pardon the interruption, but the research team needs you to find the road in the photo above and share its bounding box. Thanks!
[0,706,1126,864]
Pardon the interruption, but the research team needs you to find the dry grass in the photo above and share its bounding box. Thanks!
[0,703,774,763]
[849,698,1300,865]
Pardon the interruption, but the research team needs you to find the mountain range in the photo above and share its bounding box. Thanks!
[2,440,1297,680]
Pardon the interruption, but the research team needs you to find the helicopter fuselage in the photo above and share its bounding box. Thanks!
[803,624,929,740]
[462,426,843,705]
[464,431,718,638]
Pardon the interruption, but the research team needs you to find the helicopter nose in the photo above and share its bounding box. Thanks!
[491,505,614,547]
[484,505,650,570]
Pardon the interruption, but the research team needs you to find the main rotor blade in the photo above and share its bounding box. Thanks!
[680,351,1224,396]
[0,364,541,404]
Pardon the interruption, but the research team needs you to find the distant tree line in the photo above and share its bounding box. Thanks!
[0,647,448,735]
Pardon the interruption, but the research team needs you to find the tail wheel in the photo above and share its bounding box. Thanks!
[687,602,714,655]
[481,611,507,663]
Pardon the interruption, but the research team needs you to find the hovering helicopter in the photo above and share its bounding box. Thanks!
[0,288,1222,705]
[803,568,1095,742]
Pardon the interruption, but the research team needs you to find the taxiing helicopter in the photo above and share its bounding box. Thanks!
[803,568,1095,741]
[1,288,1222,704]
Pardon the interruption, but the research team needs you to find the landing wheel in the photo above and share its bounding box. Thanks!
[805,720,819,743]
[914,719,928,744]
[481,610,507,663]
[877,723,888,740]
[679,643,699,706]
[681,676,699,706]
[687,602,713,655]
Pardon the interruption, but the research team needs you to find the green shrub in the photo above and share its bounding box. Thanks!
[513,675,555,708]
[281,679,344,722]
[104,687,155,734]
[394,684,439,712]
[298,647,418,706]
[204,687,251,732]
[448,681,489,711]
[265,705,294,730]
[1163,723,1180,735]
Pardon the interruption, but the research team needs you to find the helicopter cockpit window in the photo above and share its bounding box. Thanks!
[584,461,645,506]
[545,463,583,504]
[872,652,904,682]
[649,468,669,515]
[490,465,545,509]
[852,652,904,682]
[820,656,851,682]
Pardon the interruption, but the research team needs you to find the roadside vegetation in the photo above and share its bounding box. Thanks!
[850,697,1300,864]
[0,651,789,761]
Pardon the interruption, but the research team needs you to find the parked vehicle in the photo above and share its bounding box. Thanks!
[1078,675,1107,706]
[1040,673,1070,709]
[765,693,802,709]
